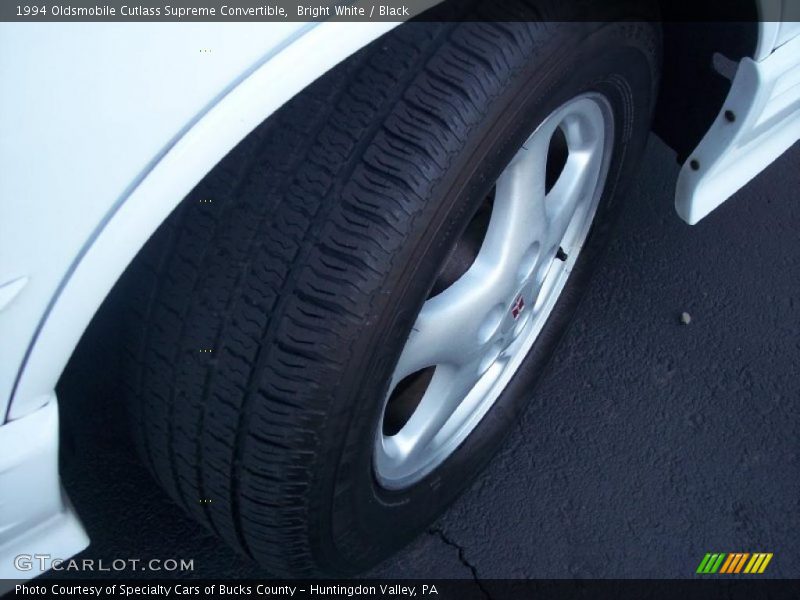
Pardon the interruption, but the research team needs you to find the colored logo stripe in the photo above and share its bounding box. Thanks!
[696,553,726,574]
[744,553,773,574]
[697,552,773,574]
[733,553,750,573]
[720,553,749,573]
[719,553,735,573]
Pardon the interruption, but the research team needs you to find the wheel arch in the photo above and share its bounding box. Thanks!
[7,21,399,421]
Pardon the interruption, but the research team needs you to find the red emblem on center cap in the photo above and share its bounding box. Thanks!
[511,294,525,319]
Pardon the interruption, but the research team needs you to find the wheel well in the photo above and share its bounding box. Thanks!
[653,1,759,163]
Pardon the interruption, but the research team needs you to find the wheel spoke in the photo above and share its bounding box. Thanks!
[545,105,606,253]
[392,269,501,383]
[545,154,590,241]
[384,360,481,465]
[481,121,554,277]
[560,109,602,151]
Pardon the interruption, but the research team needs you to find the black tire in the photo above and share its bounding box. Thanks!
[124,17,660,575]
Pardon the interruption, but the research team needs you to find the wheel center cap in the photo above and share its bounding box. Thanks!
[510,294,525,320]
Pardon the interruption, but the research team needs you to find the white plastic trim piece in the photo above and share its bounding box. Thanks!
[675,32,800,225]
[0,397,89,585]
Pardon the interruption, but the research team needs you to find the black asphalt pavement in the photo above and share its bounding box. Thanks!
[54,135,799,580]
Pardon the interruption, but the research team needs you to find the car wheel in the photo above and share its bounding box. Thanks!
[124,17,660,575]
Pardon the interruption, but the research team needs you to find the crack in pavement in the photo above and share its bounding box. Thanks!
[428,527,492,600]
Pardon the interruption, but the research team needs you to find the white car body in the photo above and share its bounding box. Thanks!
[1,11,799,581]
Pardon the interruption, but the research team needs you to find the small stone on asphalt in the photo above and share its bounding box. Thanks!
[681,312,691,325]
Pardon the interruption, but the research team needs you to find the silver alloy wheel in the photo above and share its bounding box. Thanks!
[374,93,615,489]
